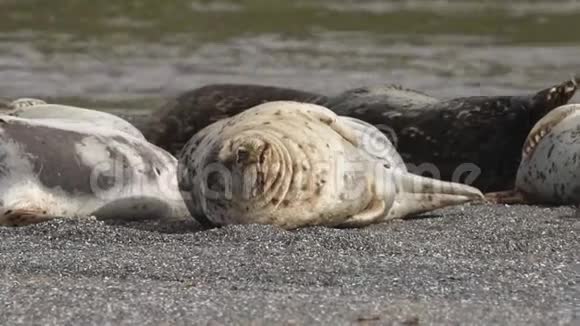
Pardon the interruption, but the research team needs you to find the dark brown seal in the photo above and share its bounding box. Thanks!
[142,84,328,155]
[324,77,579,192]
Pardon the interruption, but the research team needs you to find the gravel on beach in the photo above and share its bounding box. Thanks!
[1,204,579,325]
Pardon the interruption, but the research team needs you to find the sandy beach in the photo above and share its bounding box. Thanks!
[1,204,578,325]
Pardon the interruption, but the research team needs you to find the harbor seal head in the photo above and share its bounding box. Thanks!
[0,115,190,226]
[142,83,328,155]
[5,98,146,140]
[324,76,580,192]
[485,103,580,205]
[178,101,483,229]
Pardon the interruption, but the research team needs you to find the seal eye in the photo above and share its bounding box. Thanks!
[236,147,250,164]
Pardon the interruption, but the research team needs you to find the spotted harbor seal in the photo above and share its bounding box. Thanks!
[5,98,146,139]
[177,101,483,229]
[143,84,328,155]
[324,77,579,192]
[0,115,190,226]
[485,104,580,205]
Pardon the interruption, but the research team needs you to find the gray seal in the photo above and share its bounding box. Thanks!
[485,104,580,205]
[142,83,328,154]
[323,77,579,192]
[177,101,483,230]
[5,98,146,139]
[0,115,190,226]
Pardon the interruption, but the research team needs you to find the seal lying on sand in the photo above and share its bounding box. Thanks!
[324,77,580,192]
[5,98,146,139]
[485,104,580,205]
[143,84,328,154]
[0,115,190,226]
[177,101,483,229]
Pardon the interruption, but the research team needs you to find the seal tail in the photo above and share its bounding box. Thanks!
[382,170,484,219]
[529,75,579,119]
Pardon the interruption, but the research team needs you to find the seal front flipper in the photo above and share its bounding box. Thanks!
[484,190,527,204]
[339,116,407,171]
[338,199,387,228]
[302,105,361,146]
[0,208,56,226]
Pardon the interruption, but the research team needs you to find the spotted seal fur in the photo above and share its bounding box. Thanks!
[5,98,146,139]
[0,115,190,226]
[324,77,579,192]
[485,103,580,205]
[177,101,483,229]
[142,84,328,155]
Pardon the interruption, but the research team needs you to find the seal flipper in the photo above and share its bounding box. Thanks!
[527,76,579,121]
[339,116,407,171]
[381,169,484,220]
[304,107,361,146]
[8,98,47,111]
[484,189,528,204]
[338,199,387,228]
[0,208,55,226]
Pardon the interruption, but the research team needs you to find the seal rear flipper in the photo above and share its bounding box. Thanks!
[484,189,528,204]
[528,76,579,120]
[0,208,56,226]
[7,98,47,111]
[382,170,484,220]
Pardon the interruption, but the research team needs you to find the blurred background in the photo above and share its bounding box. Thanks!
[1,0,579,114]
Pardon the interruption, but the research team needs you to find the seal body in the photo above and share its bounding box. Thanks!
[486,104,580,205]
[324,78,579,192]
[178,101,483,229]
[0,115,190,226]
[6,98,146,140]
[143,84,328,155]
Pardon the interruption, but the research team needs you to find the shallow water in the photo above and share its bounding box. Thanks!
[1,0,579,113]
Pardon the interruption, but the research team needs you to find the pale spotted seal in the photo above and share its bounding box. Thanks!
[5,98,146,139]
[177,101,483,229]
[485,103,580,205]
[0,115,190,226]
[142,84,328,154]
[324,77,579,192]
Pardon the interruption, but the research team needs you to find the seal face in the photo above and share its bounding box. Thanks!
[142,84,329,155]
[6,98,146,140]
[323,78,580,192]
[0,116,190,226]
[486,104,580,205]
[178,101,483,229]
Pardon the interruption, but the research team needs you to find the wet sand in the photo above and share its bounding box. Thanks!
[1,204,578,325]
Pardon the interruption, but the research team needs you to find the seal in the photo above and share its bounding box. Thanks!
[143,83,328,155]
[0,115,190,226]
[177,101,483,229]
[485,103,580,205]
[324,77,580,192]
[5,98,146,140]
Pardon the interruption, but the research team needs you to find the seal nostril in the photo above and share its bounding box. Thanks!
[259,143,270,165]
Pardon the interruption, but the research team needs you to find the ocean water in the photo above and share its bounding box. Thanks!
[0,0,579,114]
